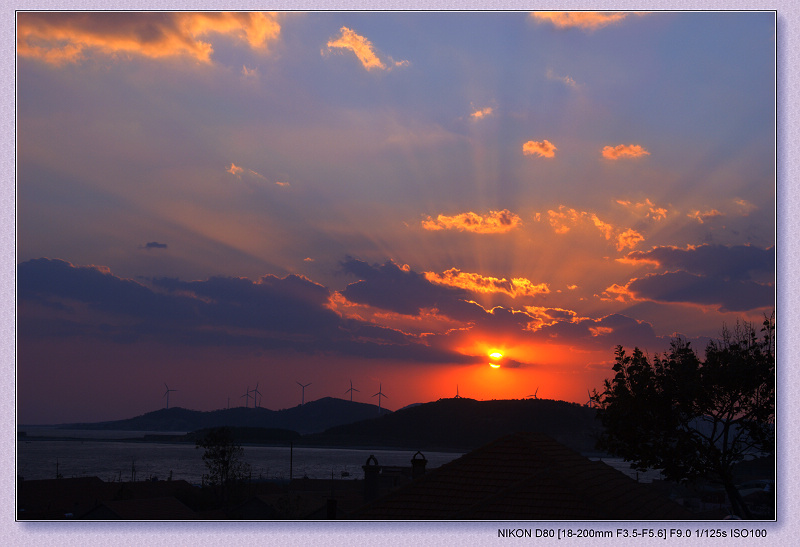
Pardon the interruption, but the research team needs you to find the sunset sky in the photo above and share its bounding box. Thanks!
[16,11,776,425]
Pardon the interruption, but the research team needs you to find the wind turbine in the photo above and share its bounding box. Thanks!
[241,385,252,408]
[586,389,594,408]
[372,383,388,413]
[528,387,539,400]
[252,383,263,408]
[163,383,177,409]
[454,385,461,399]
[297,381,311,405]
[345,379,359,402]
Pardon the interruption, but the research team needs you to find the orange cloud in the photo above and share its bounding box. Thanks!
[601,144,650,160]
[327,291,462,336]
[589,326,614,337]
[547,207,583,234]
[228,162,275,184]
[688,209,723,223]
[616,255,660,267]
[734,199,757,215]
[616,229,645,251]
[522,140,557,158]
[600,283,636,303]
[17,12,281,66]
[531,12,633,31]
[422,209,522,234]
[617,198,667,220]
[590,214,615,240]
[425,269,550,298]
[645,201,668,221]
[523,306,579,331]
[548,207,615,237]
[326,26,401,71]
[547,206,644,251]
[227,163,244,176]
[471,106,494,120]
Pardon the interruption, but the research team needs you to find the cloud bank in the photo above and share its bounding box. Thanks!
[611,244,774,311]
[17,12,281,65]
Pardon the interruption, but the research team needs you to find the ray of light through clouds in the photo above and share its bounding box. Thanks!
[15,11,775,424]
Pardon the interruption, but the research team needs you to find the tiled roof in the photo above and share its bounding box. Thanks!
[17,476,115,519]
[17,477,198,520]
[353,432,694,520]
[81,496,198,520]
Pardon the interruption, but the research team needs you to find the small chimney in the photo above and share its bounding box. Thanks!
[411,450,427,479]
[362,455,381,503]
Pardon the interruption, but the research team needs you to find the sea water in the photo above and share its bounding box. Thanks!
[17,428,662,485]
[17,428,464,484]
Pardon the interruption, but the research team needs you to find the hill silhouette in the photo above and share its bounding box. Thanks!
[301,397,601,453]
[54,397,602,454]
[58,397,390,435]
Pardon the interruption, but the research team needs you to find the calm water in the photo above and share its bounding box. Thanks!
[17,428,464,484]
[17,428,662,485]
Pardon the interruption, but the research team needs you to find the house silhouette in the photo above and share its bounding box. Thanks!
[352,432,694,520]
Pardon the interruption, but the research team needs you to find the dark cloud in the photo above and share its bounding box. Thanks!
[142,241,168,250]
[17,257,684,367]
[340,257,493,323]
[619,244,774,312]
[16,257,475,364]
[18,258,194,322]
[524,313,660,351]
[625,244,774,282]
[339,258,671,355]
[341,257,465,316]
[152,274,340,334]
[627,271,773,312]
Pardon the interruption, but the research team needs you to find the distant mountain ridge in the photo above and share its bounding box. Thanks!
[50,397,602,454]
[301,397,601,453]
[57,397,390,435]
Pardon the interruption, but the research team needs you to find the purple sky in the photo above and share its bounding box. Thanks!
[15,11,776,425]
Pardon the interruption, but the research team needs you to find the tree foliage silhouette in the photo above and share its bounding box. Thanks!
[196,427,250,500]
[594,314,774,519]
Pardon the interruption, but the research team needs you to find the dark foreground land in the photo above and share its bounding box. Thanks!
[17,432,774,521]
[18,398,774,520]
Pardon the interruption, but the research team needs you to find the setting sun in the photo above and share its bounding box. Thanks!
[489,351,503,359]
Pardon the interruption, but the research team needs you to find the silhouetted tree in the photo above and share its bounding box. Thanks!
[594,314,774,519]
[196,427,251,502]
